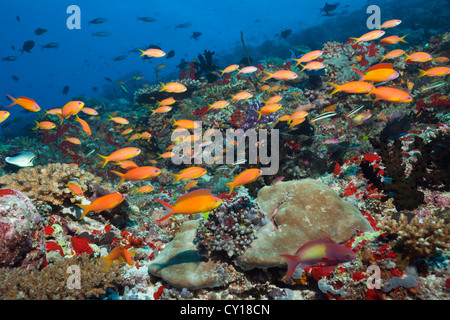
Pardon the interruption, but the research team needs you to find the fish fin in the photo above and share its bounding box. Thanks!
[400,34,408,43]
[351,67,365,80]
[225,182,234,195]
[169,173,181,184]
[138,49,146,57]
[256,111,262,121]
[402,53,410,62]
[349,37,359,44]
[174,189,212,205]
[110,171,126,187]
[417,69,427,78]
[96,257,113,271]
[326,82,341,96]
[97,154,109,168]
[32,121,39,130]
[158,82,166,92]
[4,94,17,107]
[280,254,299,281]
[76,203,90,220]
[155,199,175,221]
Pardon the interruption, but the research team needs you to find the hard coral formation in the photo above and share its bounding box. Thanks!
[195,195,264,259]
[0,189,45,269]
[235,179,373,271]
[361,132,450,211]
[0,254,121,300]
[0,163,105,206]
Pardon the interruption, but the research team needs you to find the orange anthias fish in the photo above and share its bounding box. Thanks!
[96,246,135,271]
[350,30,385,44]
[418,67,450,77]
[74,115,91,136]
[139,48,166,58]
[64,137,82,145]
[238,66,258,74]
[151,106,172,115]
[108,115,129,124]
[327,81,374,95]
[207,100,229,111]
[352,67,399,83]
[61,101,85,123]
[433,56,449,63]
[112,160,139,170]
[65,182,84,197]
[33,121,56,130]
[292,50,323,67]
[173,119,200,129]
[226,168,262,195]
[0,111,10,124]
[157,97,176,106]
[4,95,41,112]
[184,180,198,191]
[298,61,325,72]
[280,237,356,281]
[76,192,125,220]
[378,35,407,46]
[169,167,207,184]
[220,64,239,76]
[155,189,222,222]
[379,19,401,29]
[132,185,154,194]
[80,107,99,115]
[231,91,253,101]
[288,117,306,128]
[255,104,282,121]
[97,147,141,168]
[264,70,298,80]
[111,166,161,187]
[159,82,187,93]
[264,95,282,104]
[403,52,433,63]
[381,49,405,61]
[367,87,413,103]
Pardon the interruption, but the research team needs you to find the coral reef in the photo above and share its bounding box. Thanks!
[0,254,121,300]
[0,189,45,269]
[0,163,107,206]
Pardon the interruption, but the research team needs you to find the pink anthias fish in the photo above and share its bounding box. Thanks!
[280,237,356,281]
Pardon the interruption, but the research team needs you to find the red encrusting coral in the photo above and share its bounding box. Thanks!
[71,236,93,255]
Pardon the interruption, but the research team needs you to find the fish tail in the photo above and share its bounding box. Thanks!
[219,70,225,77]
[298,63,306,72]
[327,82,341,96]
[400,34,408,43]
[97,154,109,168]
[150,109,156,116]
[256,111,262,121]
[111,170,126,187]
[158,82,166,92]
[292,59,302,68]
[402,53,410,62]
[138,49,145,57]
[349,37,359,45]
[280,254,299,282]
[32,121,39,130]
[4,94,17,107]
[417,69,427,78]
[96,257,113,272]
[263,71,273,80]
[168,173,181,184]
[155,199,175,222]
[225,182,234,195]
[76,203,90,220]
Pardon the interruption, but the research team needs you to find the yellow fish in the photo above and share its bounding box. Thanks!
[226,168,262,195]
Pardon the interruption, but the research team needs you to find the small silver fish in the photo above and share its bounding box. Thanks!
[5,151,35,167]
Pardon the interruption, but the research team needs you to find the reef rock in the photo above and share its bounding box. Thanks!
[235,179,373,270]
[0,189,45,269]
[148,220,228,289]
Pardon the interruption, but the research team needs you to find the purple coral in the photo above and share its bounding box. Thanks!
[0,189,45,270]
[241,101,279,130]
[194,196,264,258]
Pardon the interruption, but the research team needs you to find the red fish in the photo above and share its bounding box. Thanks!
[280,237,356,281]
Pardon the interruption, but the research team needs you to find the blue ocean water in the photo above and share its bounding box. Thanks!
[0,0,448,137]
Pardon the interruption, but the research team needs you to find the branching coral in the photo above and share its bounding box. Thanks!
[0,163,105,206]
[0,255,121,300]
[376,213,450,265]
